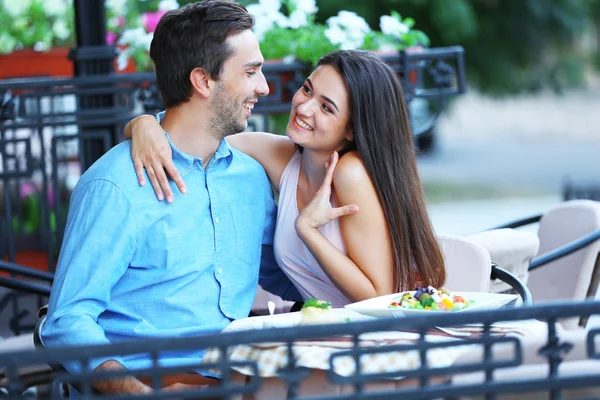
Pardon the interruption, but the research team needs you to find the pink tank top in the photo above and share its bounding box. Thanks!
[273,151,352,308]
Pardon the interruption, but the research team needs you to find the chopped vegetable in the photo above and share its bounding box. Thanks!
[387,287,476,312]
[302,298,332,309]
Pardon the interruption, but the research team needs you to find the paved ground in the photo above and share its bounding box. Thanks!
[417,83,600,235]
[418,84,600,194]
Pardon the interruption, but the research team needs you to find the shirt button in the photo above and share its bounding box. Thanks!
[215,217,219,224]
[217,267,222,274]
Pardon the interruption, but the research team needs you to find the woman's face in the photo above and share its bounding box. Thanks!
[286,65,353,152]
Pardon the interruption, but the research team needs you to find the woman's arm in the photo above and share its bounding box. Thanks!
[125,115,182,202]
[226,132,296,190]
[295,152,394,302]
[124,115,296,201]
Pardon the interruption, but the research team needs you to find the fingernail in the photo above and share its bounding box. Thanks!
[140,180,146,186]
[158,193,164,201]
[325,162,330,168]
[181,187,187,194]
[167,196,173,203]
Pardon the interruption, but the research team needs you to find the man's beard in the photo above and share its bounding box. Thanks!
[208,81,248,140]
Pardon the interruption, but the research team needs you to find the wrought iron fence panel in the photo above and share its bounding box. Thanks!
[1,301,600,399]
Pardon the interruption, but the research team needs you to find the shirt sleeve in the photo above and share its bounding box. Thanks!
[258,189,302,302]
[42,179,138,374]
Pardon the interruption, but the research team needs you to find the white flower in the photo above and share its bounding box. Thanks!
[117,27,154,50]
[258,0,281,9]
[2,0,31,17]
[247,2,288,41]
[380,15,409,37]
[325,11,371,50]
[287,10,308,29]
[116,48,130,71]
[158,0,179,11]
[139,32,154,51]
[33,41,48,51]
[106,0,127,15]
[52,20,70,40]
[324,24,345,46]
[0,32,17,54]
[43,0,68,17]
[292,0,317,15]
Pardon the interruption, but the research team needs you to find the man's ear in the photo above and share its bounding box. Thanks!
[190,68,211,98]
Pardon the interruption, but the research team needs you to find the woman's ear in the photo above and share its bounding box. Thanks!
[190,68,211,98]
[345,129,354,143]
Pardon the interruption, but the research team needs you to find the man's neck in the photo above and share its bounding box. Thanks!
[160,106,221,168]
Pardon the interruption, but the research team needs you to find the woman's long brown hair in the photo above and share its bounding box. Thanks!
[318,50,446,292]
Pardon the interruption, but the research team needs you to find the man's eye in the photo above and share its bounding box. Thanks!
[247,71,256,76]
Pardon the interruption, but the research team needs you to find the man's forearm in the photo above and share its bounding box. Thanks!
[93,360,152,395]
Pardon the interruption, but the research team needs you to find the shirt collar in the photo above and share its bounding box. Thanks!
[156,111,234,173]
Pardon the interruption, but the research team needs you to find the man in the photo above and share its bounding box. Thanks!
[42,1,299,395]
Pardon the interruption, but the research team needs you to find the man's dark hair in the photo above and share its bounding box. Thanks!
[150,0,254,108]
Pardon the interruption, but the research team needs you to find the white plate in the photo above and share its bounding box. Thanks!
[225,309,376,332]
[344,291,518,318]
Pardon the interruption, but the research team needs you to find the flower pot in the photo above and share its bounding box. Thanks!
[0,47,137,80]
[264,58,306,104]
[0,48,72,79]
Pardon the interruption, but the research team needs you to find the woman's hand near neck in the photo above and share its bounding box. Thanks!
[299,150,334,196]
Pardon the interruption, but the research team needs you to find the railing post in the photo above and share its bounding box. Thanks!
[70,0,118,170]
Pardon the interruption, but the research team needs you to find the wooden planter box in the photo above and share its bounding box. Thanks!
[0,47,137,80]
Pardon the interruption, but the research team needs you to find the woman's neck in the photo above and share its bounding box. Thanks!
[299,150,331,194]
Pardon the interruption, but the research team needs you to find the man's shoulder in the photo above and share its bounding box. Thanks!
[229,147,266,174]
[77,141,139,191]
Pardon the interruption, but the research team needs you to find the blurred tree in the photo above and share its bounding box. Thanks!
[315,0,598,95]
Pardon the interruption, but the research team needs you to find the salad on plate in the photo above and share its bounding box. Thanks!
[388,286,476,312]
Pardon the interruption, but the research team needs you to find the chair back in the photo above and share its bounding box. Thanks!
[528,200,600,329]
[438,234,492,292]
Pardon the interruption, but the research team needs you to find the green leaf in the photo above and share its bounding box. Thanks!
[302,299,332,309]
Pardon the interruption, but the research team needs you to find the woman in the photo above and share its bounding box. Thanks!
[125,50,445,307]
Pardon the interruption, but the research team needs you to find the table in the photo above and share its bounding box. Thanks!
[201,309,548,398]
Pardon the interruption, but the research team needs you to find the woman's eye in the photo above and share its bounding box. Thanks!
[302,85,311,95]
[247,71,256,76]
[322,104,332,113]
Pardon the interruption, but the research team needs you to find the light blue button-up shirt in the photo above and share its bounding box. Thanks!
[42,132,300,376]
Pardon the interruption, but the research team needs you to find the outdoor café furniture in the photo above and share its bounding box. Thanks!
[528,200,600,329]
[489,199,600,330]
[466,228,540,293]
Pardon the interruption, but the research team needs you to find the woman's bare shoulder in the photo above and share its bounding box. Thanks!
[333,151,371,190]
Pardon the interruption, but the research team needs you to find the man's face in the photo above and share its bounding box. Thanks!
[208,30,269,139]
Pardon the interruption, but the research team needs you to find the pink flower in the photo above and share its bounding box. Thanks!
[19,182,37,199]
[106,31,118,45]
[115,16,126,28]
[47,187,55,209]
[142,11,167,33]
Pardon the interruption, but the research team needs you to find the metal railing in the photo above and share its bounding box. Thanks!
[1,300,600,399]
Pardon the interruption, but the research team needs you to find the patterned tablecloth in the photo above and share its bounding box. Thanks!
[201,309,548,378]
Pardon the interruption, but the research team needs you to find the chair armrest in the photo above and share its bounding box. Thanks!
[491,264,533,305]
[529,228,600,271]
[489,214,542,230]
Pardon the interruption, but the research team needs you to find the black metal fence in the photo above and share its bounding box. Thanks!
[1,300,600,399]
